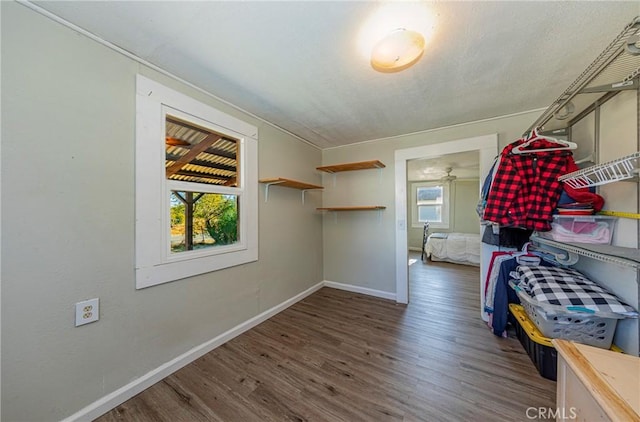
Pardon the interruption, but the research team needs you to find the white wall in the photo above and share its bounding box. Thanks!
[1,3,323,421]
[598,90,638,248]
[321,110,543,295]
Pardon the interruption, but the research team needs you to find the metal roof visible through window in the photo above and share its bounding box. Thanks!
[165,116,238,186]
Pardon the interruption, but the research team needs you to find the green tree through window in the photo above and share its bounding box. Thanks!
[195,194,238,246]
[170,191,238,252]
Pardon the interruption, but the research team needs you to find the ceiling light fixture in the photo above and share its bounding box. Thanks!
[440,167,457,182]
[371,28,425,72]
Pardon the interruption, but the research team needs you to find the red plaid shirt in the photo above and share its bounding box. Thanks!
[483,139,573,231]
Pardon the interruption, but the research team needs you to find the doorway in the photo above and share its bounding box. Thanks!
[394,134,497,318]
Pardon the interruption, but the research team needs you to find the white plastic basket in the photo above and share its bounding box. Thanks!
[514,287,619,349]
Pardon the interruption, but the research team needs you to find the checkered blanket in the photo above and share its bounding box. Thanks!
[513,266,638,317]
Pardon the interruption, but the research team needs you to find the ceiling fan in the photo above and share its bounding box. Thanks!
[440,167,457,182]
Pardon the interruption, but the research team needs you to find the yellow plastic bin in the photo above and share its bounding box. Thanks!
[508,304,622,381]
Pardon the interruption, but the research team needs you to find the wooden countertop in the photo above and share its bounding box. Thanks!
[553,339,640,421]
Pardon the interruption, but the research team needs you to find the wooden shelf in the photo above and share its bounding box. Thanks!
[259,178,323,203]
[317,206,386,211]
[259,177,323,190]
[316,160,385,173]
[314,161,385,213]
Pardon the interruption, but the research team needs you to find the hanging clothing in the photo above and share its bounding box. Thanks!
[476,157,498,220]
[481,225,533,249]
[490,257,553,337]
[484,251,520,313]
[483,138,574,231]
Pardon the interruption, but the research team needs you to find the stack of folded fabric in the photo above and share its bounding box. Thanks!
[510,265,638,348]
[547,217,613,244]
[555,201,593,215]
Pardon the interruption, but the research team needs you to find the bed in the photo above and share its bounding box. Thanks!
[423,231,481,266]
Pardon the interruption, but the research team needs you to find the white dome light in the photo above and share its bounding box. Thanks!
[371,28,426,72]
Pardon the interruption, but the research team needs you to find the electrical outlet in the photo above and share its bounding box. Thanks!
[75,298,99,326]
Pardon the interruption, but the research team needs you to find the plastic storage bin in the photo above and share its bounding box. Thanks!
[515,288,620,349]
[510,304,558,380]
[538,215,617,244]
[509,304,623,381]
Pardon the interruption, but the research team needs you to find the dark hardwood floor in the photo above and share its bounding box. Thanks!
[97,253,556,421]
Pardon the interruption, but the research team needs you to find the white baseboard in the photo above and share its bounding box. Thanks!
[62,281,325,422]
[408,247,423,252]
[62,280,395,421]
[323,280,397,301]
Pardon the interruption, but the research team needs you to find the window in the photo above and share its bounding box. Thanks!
[169,192,239,253]
[136,75,258,289]
[411,182,450,229]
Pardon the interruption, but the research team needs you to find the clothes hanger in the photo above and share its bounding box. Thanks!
[522,241,579,266]
[512,127,578,154]
[516,242,541,264]
[516,254,541,266]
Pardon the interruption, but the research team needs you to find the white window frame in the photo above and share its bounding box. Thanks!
[411,181,450,229]
[135,75,258,289]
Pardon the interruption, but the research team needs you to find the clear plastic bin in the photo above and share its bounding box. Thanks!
[538,215,617,244]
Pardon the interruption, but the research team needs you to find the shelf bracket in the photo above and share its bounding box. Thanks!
[555,251,580,266]
[263,181,285,202]
[301,188,322,204]
[626,33,640,56]
[532,239,580,266]
[579,79,638,94]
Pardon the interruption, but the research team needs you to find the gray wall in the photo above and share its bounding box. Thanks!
[322,111,542,294]
[1,3,323,421]
[571,89,639,355]
[452,180,481,235]
[407,179,480,250]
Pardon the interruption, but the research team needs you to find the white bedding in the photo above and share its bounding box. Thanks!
[424,232,480,266]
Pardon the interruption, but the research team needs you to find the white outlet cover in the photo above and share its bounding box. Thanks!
[75,298,99,326]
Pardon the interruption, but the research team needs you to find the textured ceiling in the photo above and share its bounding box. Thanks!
[30,1,640,149]
[408,150,479,181]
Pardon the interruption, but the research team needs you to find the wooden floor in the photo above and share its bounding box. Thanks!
[97,254,556,421]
